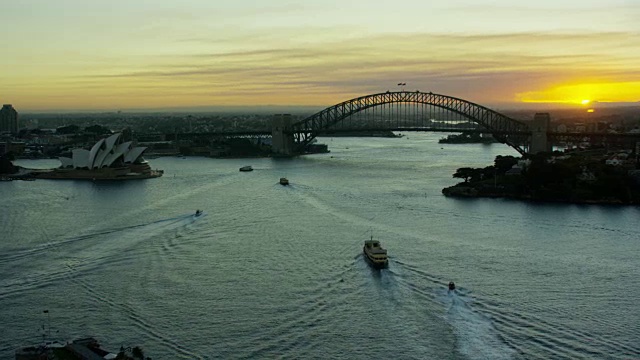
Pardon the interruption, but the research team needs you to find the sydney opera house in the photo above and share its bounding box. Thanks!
[35,133,163,180]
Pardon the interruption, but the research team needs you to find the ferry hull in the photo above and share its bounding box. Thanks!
[363,248,388,269]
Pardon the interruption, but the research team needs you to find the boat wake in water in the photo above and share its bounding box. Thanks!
[438,289,516,360]
[0,213,204,301]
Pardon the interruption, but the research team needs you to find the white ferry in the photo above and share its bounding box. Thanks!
[363,238,388,268]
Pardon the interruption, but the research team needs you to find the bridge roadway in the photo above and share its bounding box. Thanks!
[168,127,533,138]
[164,127,640,154]
[165,129,640,138]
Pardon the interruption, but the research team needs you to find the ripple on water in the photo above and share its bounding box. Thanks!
[2,144,640,359]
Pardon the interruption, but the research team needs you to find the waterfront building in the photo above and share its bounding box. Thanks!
[0,140,26,155]
[57,132,146,169]
[0,104,18,134]
[35,132,163,180]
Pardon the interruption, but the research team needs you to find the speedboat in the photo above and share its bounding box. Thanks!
[363,237,388,268]
[195,210,203,216]
[448,281,456,291]
[279,177,289,186]
[239,165,253,172]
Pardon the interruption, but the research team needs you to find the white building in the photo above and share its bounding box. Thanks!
[58,133,146,169]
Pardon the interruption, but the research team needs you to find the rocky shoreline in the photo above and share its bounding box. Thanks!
[442,184,637,205]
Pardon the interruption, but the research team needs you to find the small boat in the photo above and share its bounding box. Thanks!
[195,209,203,216]
[279,177,289,186]
[239,165,253,172]
[448,281,456,291]
[363,237,388,268]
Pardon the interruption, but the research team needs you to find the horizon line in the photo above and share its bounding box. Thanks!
[16,100,640,114]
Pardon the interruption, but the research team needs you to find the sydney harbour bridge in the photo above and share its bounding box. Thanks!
[175,91,640,156]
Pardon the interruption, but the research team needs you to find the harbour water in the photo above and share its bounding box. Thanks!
[1,133,639,359]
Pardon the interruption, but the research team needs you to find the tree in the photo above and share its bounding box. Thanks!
[0,153,17,174]
[494,155,518,174]
[84,124,112,135]
[132,346,144,360]
[56,124,80,134]
[453,167,476,182]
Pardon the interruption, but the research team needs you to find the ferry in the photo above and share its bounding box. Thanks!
[363,237,388,268]
[279,177,289,186]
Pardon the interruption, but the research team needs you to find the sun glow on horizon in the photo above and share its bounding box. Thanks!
[518,82,640,105]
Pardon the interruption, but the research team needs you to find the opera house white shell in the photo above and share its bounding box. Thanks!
[35,132,163,180]
[58,133,146,169]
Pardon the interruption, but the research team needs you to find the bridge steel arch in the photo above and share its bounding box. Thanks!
[290,91,532,155]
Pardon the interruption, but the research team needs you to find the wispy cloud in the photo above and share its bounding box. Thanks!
[5,27,640,109]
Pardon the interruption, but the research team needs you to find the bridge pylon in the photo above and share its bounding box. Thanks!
[530,113,552,154]
[272,114,295,156]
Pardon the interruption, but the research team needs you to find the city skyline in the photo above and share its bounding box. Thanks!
[2,0,639,111]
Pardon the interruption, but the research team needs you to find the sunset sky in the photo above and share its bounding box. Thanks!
[1,0,639,111]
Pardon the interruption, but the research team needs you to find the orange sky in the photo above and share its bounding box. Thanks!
[1,1,639,111]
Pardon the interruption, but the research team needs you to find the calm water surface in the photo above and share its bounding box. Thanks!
[1,133,639,359]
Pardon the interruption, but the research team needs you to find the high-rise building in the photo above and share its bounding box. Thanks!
[0,104,19,134]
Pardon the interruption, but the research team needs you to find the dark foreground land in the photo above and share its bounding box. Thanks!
[442,151,640,204]
[15,337,149,360]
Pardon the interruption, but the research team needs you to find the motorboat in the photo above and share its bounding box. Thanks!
[363,237,388,268]
[195,210,203,216]
[448,281,456,291]
[239,165,253,172]
[279,177,289,186]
